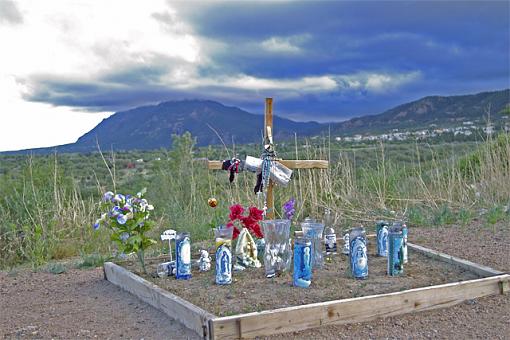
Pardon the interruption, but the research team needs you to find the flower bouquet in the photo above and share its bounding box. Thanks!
[227,204,264,269]
[94,188,157,273]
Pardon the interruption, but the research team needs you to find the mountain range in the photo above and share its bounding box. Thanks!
[330,89,509,135]
[4,89,509,154]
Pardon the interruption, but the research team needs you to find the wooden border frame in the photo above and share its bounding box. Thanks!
[103,262,214,338]
[104,244,509,340]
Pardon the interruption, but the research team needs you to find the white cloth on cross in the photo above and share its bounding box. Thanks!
[244,156,292,186]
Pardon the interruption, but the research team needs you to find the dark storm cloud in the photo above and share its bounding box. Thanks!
[178,1,509,78]
[23,75,183,112]
[0,0,23,25]
[101,64,171,85]
[23,1,510,121]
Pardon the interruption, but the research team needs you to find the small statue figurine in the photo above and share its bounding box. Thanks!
[235,228,262,269]
[198,249,211,272]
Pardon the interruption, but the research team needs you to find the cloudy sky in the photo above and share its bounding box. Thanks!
[0,0,509,151]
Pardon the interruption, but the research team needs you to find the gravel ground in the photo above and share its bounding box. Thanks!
[0,268,197,339]
[1,221,508,339]
[124,242,478,317]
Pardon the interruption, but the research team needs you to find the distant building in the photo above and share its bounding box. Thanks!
[484,125,495,134]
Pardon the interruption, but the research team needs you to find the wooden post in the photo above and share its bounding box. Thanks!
[265,98,275,219]
[205,97,328,219]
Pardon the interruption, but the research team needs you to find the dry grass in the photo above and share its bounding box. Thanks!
[1,132,509,269]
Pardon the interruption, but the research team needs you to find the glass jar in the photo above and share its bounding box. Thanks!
[293,237,312,288]
[349,226,368,279]
[300,221,325,268]
[175,232,191,280]
[214,226,233,285]
[376,221,389,257]
[388,225,404,276]
[261,219,292,278]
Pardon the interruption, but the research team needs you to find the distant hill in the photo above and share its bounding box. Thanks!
[3,89,508,154]
[10,100,323,154]
[70,100,322,151]
[330,89,509,135]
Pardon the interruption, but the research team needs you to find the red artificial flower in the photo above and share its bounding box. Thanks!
[228,204,264,240]
[249,222,264,238]
[248,206,264,221]
[240,216,263,238]
[229,204,244,221]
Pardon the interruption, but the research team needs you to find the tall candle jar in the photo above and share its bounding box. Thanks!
[175,232,192,280]
[214,226,233,285]
[300,221,325,268]
[293,237,312,288]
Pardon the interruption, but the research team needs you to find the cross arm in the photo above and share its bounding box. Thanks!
[206,159,328,170]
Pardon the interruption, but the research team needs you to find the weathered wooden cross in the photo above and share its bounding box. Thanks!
[207,98,328,219]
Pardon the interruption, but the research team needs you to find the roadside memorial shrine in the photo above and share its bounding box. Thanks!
[206,98,329,219]
[101,98,510,339]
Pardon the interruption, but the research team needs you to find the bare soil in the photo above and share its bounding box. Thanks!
[1,221,508,339]
[0,268,197,339]
[122,241,479,317]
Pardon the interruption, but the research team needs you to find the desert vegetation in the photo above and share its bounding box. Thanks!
[1,132,509,269]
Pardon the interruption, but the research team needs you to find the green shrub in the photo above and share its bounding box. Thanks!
[45,262,66,274]
[457,208,474,227]
[77,253,109,269]
[486,205,506,225]
[407,207,428,227]
[432,205,457,226]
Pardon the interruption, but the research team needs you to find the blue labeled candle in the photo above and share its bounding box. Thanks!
[175,232,192,280]
[388,226,404,276]
[349,227,368,279]
[293,237,312,288]
[214,226,233,285]
[376,221,389,257]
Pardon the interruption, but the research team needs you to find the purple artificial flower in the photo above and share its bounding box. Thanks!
[283,197,296,220]
[116,214,128,225]
[103,191,114,202]
[109,206,122,217]
[93,219,101,230]
[113,194,125,203]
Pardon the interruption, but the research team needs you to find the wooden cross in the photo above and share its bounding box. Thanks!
[207,98,329,219]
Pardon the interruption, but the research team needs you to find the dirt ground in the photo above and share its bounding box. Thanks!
[1,221,509,339]
[123,241,479,317]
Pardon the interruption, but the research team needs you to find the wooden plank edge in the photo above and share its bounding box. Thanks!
[279,160,329,169]
[206,159,329,170]
[207,160,222,170]
[500,280,510,294]
[209,274,510,339]
[104,262,215,339]
[408,242,505,277]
